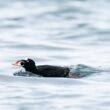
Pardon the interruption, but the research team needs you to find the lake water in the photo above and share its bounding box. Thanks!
[0,0,110,110]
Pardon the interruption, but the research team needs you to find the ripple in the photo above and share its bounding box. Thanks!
[0,0,110,110]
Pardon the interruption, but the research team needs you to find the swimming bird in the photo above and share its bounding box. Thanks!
[13,58,99,78]
[13,58,70,77]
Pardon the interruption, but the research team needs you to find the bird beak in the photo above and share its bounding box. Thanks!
[12,60,21,67]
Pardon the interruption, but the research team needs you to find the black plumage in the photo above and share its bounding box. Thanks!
[13,59,69,77]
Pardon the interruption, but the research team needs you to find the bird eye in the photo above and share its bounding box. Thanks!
[20,61,25,66]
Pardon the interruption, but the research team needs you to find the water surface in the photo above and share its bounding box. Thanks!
[0,0,110,110]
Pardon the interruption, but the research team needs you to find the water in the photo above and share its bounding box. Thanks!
[0,0,110,110]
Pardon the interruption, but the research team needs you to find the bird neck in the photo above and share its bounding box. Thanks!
[25,66,37,73]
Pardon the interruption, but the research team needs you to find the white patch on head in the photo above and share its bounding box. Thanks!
[24,58,30,62]
[25,58,29,60]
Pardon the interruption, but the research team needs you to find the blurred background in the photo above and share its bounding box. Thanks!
[0,0,110,110]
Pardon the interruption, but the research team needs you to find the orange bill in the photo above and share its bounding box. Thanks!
[12,60,21,66]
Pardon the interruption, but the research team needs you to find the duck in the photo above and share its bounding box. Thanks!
[13,58,70,77]
[13,58,100,78]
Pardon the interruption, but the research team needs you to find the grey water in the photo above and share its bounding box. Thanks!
[0,0,110,110]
